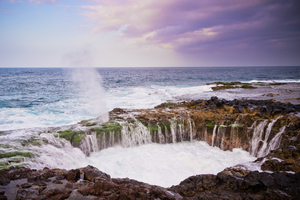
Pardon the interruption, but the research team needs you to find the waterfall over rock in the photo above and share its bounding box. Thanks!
[1,98,299,200]
[1,97,299,179]
[72,108,290,160]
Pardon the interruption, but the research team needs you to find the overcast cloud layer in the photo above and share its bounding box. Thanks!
[1,0,300,67]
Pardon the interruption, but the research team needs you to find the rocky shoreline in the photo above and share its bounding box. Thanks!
[0,165,299,199]
[1,97,300,199]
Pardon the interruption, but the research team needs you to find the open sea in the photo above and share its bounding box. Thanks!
[1,66,300,187]
[1,66,299,131]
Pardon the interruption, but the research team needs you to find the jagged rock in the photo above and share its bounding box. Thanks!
[111,108,126,114]
[40,188,71,200]
[66,169,80,182]
[0,178,10,186]
[0,164,300,199]
[1,99,300,199]
[27,168,56,183]
[170,170,300,199]
[16,186,43,200]
[81,165,111,182]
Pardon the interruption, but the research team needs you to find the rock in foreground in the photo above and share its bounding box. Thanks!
[0,165,299,199]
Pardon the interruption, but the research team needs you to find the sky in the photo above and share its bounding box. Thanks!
[0,0,300,67]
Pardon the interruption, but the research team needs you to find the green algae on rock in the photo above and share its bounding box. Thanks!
[57,129,85,147]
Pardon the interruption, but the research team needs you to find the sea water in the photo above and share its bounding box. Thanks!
[1,66,299,131]
[0,66,299,187]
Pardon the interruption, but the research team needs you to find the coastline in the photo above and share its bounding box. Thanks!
[1,90,300,199]
[183,81,300,105]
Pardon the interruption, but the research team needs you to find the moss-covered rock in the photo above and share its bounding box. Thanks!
[90,122,122,137]
[154,102,178,109]
[21,136,48,147]
[205,121,215,127]
[0,144,11,149]
[57,130,85,147]
[148,124,159,134]
[84,122,97,127]
[207,82,257,91]
[0,151,33,159]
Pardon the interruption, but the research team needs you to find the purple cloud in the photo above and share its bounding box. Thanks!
[81,0,300,59]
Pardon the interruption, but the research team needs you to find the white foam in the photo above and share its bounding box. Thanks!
[0,98,100,131]
[105,85,212,110]
[86,142,256,187]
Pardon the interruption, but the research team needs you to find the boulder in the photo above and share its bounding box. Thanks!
[81,165,111,182]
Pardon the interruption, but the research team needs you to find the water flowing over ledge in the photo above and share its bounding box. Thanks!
[1,97,300,199]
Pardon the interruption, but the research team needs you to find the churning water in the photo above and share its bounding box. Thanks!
[86,142,256,187]
[0,66,299,187]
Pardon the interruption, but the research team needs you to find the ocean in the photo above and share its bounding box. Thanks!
[1,66,299,131]
[1,66,299,187]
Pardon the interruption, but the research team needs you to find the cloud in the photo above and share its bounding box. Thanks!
[28,0,57,4]
[80,0,300,55]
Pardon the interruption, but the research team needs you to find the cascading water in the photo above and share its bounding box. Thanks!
[249,119,269,156]
[80,132,99,155]
[0,113,289,187]
[250,117,284,157]
[157,125,165,144]
[211,125,217,146]
[121,121,152,147]
[188,119,193,142]
[267,126,286,152]
[170,120,177,143]
[256,116,281,157]
[218,125,226,150]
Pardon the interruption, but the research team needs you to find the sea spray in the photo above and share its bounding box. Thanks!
[70,68,109,122]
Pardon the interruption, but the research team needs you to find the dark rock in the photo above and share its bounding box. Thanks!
[65,182,73,189]
[41,188,71,200]
[0,178,10,186]
[21,182,33,189]
[66,169,80,182]
[259,173,275,187]
[0,195,7,200]
[82,165,111,182]
[233,105,243,113]
[170,170,300,199]
[210,103,217,109]
[52,180,63,184]
[16,186,45,200]
[210,96,218,102]
[27,168,56,183]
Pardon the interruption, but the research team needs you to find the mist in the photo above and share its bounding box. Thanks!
[64,48,109,122]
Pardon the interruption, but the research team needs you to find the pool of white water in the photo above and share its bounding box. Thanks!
[86,141,256,187]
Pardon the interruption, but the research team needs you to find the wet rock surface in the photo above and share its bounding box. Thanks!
[1,98,300,199]
[1,166,299,199]
[171,168,300,199]
[184,96,300,116]
[0,166,179,200]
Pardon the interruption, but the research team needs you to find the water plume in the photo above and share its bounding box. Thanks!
[71,67,108,122]
[64,48,109,122]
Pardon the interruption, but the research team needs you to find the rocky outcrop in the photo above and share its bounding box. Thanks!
[170,167,300,199]
[1,98,299,199]
[1,166,299,199]
[0,166,179,200]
